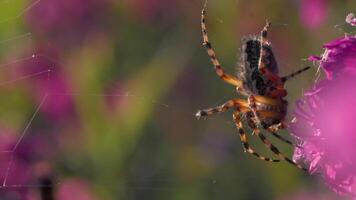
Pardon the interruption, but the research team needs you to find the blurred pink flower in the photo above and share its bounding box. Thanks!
[56,178,97,200]
[122,0,178,23]
[299,0,328,30]
[26,0,110,47]
[290,35,356,196]
[19,47,76,122]
[279,191,345,200]
[0,128,33,199]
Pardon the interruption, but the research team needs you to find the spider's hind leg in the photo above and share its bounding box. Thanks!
[267,124,302,148]
[245,113,306,170]
[250,123,307,170]
[233,111,280,162]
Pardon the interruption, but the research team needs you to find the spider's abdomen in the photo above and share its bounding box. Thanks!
[239,36,279,95]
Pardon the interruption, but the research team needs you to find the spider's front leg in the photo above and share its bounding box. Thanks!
[258,21,275,78]
[196,99,248,119]
[201,1,242,88]
[257,21,284,88]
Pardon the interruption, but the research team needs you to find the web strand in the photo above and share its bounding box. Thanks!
[0,0,41,24]
[2,93,48,187]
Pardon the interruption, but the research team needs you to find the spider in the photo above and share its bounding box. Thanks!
[196,1,310,170]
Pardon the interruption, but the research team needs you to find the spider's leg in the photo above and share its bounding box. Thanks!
[248,97,301,147]
[253,127,307,171]
[233,110,280,162]
[254,95,280,106]
[258,21,271,73]
[268,129,294,146]
[281,66,311,82]
[257,21,281,84]
[201,1,242,87]
[267,128,303,148]
[247,95,263,127]
[260,20,271,45]
[196,99,248,119]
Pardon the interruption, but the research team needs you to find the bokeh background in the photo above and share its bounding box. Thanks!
[0,0,354,199]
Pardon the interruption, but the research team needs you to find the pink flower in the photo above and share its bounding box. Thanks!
[299,0,328,30]
[26,0,110,48]
[279,191,343,200]
[290,33,356,196]
[121,0,178,23]
[56,178,97,200]
[18,47,76,122]
[0,128,34,199]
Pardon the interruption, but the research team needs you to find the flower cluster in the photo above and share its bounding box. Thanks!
[290,20,356,196]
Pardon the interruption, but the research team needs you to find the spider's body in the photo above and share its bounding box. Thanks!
[240,37,279,96]
[239,37,288,128]
[197,1,310,170]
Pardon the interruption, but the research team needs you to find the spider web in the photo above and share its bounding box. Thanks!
[0,8,298,200]
[1,1,351,199]
[0,1,206,199]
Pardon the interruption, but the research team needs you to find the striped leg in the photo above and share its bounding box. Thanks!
[257,21,282,84]
[267,125,303,148]
[260,20,271,45]
[233,111,280,162]
[258,21,271,73]
[196,99,249,119]
[253,127,307,171]
[201,1,242,87]
[245,112,295,146]
[281,66,311,82]
[247,95,263,127]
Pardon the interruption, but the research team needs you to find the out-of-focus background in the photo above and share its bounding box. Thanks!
[0,0,354,199]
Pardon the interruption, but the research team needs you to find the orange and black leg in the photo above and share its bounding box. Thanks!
[233,111,280,162]
[258,21,272,75]
[281,66,311,82]
[267,125,303,148]
[252,126,307,170]
[257,21,283,86]
[244,111,306,170]
[196,99,249,119]
[247,95,263,127]
[201,1,242,87]
[260,20,271,45]
[245,111,293,147]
